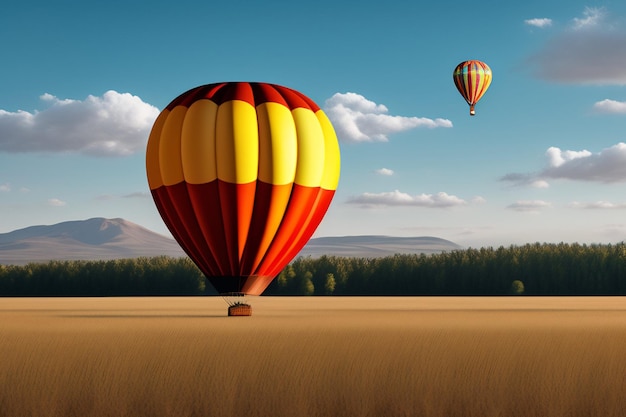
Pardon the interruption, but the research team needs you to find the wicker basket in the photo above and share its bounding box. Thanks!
[228,304,252,316]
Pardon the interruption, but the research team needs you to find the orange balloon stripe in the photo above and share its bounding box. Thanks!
[153,181,334,295]
[217,180,256,273]
[255,185,330,276]
[266,188,336,278]
[253,186,320,275]
[240,181,294,275]
[241,276,275,296]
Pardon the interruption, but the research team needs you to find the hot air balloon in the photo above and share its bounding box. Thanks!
[453,60,492,116]
[146,82,340,315]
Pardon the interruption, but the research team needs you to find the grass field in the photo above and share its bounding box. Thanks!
[1,296,625,417]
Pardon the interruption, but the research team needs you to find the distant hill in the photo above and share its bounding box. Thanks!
[297,235,463,258]
[0,218,463,265]
[0,218,185,265]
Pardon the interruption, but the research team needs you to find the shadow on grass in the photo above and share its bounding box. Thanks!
[57,314,230,319]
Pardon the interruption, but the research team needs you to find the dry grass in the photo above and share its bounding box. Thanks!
[1,296,625,417]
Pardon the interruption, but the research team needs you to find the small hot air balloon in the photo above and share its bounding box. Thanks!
[453,60,492,116]
[146,82,340,315]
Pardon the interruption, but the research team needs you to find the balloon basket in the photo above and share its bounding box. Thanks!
[222,292,252,316]
[228,304,252,316]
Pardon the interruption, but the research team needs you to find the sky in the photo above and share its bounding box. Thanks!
[2,0,626,248]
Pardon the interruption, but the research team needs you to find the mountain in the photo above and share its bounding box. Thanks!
[0,218,185,265]
[298,235,463,258]
[0,218,463,265]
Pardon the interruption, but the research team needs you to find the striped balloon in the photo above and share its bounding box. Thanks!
[146,82,340,295]
[453,60,492,116]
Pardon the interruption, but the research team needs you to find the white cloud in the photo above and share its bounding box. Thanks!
[47,198,67,207]
[593,99,626,114]
[347,190,466,208]
[506,200,551,212]
[375,168,394,176]
[525,18,552,28]
[543,143,626,182]
[0,183,10,192]
[569,201,626,209]
[526,8,626,85]
[0,91,160,156]
[545,146,592,168]
[502,143,626,185]
[572,7,605,30]
[530,180,550,188]
[324,92,452,143]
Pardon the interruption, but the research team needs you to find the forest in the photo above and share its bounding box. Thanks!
[2,242,626,296]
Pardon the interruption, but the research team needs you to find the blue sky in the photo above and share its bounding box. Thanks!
[2,0,626,248]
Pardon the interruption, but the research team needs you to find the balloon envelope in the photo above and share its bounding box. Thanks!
[146,82,340,295]
[453,60,492,115]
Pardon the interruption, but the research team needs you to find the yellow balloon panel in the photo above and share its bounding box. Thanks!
[292,107,325,187]
[181,100,219,184]
[256,102,298,186]
[316,110,341,191]
[216,100,259,184]
[159,106,187,186]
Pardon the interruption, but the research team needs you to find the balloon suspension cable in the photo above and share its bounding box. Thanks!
[221,292,252,316]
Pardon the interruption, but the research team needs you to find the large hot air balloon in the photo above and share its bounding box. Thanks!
[453,60,492,116]
[146,82,340,315]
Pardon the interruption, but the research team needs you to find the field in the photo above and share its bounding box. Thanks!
[1,296,625,417]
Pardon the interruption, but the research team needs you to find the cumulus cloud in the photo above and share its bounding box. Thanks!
[501,143,626,186]
[375,168,394,176]
[525,18,552,28]
[0,91,160,156]
[324,92,452,143]
[526,8,626,85]
[545,147,592,167]
[346,190,466,208]
[506,200,551,212]
[593,99,626,114]
[543,144,626,182]
[0,183,10,192]
[47,198,67,207]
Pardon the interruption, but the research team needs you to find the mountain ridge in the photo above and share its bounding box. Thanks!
[0,218,463,265]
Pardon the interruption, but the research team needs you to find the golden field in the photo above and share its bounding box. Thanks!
[1,296,625,417]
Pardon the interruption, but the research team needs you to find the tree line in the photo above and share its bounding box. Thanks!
[0,256,208,296]
[2,242,626,296]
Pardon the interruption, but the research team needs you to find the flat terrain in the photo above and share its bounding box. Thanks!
[1,296,625,417]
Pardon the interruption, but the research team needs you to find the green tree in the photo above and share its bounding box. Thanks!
[300,271,315,295]
[510,280,525,295]
[324,273,336,295]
